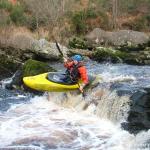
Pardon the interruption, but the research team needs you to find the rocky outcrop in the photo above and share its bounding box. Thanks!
[92,47,143,65]
[0,33,68,62]
[0,34,68,78]
[123,88,150,134]
[6,59,55,91]
[85,28,150,50]
[32,39,68,60]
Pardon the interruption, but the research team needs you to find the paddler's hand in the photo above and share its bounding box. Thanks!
[79,86,86,97]
[63,57,68,62]
[79,86,84,93]
[79,84,85,93]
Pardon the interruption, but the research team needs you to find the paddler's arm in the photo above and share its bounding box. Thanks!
[78,67,89,93]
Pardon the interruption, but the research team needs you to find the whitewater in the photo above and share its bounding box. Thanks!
[0,62,150,150]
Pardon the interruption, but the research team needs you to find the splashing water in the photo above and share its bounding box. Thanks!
[1,63,150,149]
[0,95,149,150]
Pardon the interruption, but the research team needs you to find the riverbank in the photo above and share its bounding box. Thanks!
[0,27,149,81]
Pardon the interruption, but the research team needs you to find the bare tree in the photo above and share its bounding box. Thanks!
[112,0,118,29]
[22,0,74,40]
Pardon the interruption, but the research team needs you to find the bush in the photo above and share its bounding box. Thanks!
[26,16,37,31]
[69,37,88,49]
[132,15,150,31]
[0,10,11,26]
[72,11,87,34]
[71,8,109,34]
[10,5,26,25]
[93,47,130,63]
[0,0,13,11]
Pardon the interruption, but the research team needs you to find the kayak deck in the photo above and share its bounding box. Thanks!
[23,72,79,92]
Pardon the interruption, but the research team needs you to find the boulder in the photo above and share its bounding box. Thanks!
[122,88,150,134]
[85,28,107,47]
[69,48,93,58]
[85,28,150,50]
[6,59,56,91]
[108,30,150,50]
[0,34,68,79]
[32,39,68,60]
[92,47,142,64]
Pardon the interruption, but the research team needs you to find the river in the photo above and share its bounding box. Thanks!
[0,62,150,150]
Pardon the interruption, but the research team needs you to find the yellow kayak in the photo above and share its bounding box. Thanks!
[23,72,82,92]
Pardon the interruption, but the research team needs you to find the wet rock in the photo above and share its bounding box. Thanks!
[0,34,68,76]
[92,47,135,64]
[6,59,55,92]
[123,88,150,134]
[22,59,56,77]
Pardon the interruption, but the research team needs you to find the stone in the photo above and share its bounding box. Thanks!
[85,28,150,50]
[124,88,150,133]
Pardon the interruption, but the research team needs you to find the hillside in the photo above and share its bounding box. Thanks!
[0,0,149,42]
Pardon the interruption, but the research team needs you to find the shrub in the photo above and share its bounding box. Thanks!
[71,8,108,34]
[68,37,88,49]
[132,15,150,31]
[10,5,26,25]
[26,16,37,31]
[93,47,130,63]
[0,0,13,11]
[0,10,11,26]
[72,11,87,34]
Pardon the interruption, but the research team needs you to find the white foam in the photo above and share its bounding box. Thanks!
[0,95,148,149]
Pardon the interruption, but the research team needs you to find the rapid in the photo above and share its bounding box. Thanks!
[0,61,150,150]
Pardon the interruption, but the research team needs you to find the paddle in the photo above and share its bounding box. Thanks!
[55,41,64,57]
[55,41,85,98]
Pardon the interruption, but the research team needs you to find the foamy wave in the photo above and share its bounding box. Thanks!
[102,74,136,83]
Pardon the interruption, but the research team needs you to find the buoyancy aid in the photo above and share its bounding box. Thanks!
[66,63,83,82]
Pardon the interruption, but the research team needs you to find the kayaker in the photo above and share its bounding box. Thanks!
[63,54,89,93]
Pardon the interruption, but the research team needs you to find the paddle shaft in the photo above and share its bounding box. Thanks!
[56,41,64,57]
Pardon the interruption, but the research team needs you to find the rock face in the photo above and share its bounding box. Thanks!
[0,34,68,62]
[0,34,68,78]
[92,47,143,65]
[85,28,150,49]
[32,39,68,60]
[123,88,150,134]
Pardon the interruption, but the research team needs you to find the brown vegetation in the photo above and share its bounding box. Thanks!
[0,0,149,42]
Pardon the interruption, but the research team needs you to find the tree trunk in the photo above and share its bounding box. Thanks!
[112,0,118,29]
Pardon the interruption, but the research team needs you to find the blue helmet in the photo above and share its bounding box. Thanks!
[71,55,82,62]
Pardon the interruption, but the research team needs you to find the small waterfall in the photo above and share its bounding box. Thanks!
[47,85,131,123]
[95,89,131,122]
